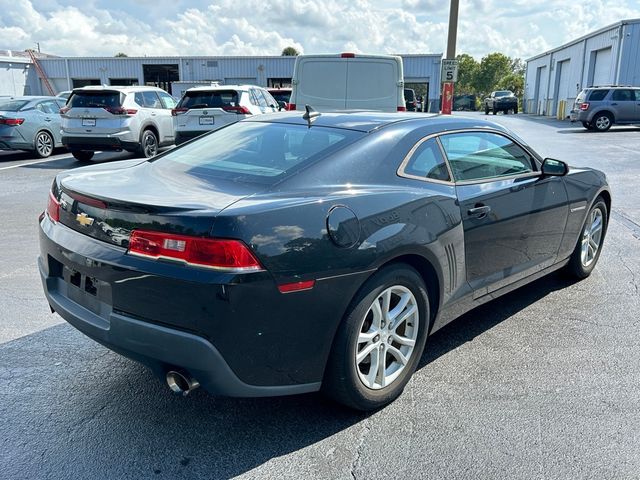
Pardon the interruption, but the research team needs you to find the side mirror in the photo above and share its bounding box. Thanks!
[541,158,569,176]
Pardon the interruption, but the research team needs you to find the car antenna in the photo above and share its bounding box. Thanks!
[303,105,320,128]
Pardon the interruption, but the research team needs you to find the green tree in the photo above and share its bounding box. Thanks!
[455,53,479,94]
[281,47,300,56]
[496,73,524,98]
[114,52,128,57]
[476,52,512,95]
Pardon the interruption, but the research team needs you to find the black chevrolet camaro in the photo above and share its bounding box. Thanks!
[39,112,610,410]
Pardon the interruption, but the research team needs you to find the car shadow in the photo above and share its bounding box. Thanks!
[2,271,576,479]
[557,126,640,134]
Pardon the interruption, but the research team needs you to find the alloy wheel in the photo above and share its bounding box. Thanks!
[355,285,419,390]
[143,132,158,158]
[595,115,611,131]
[581,207,603,267]
[36,132,53,157]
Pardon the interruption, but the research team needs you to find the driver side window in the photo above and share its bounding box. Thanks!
[439,132,535,182]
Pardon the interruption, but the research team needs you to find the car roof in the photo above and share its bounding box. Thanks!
[245,111,510,134]
[71,86,165,93]
[0,96,59,102]
[186,84,262,93]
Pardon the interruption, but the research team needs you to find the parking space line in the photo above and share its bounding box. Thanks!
[0,157,69,171]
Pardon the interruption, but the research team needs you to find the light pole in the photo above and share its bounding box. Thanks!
[441,0,459,114]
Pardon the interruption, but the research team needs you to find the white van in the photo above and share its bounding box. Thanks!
[289,53,406,112]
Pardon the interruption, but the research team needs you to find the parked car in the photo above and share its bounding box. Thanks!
[404,88,417,111]
[570,86,640,131]
[454,94,477,111]
[484,90,518,114]
[289,53,406,112]
[60,85,177,162]
[39,112,610,411]
[267,87,292,109]
[56,91,72,101]
[172,85,279,145]
[0,96,66,158]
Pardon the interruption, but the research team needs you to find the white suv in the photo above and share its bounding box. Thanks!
[172,85,279,145]
[60,86,177,161]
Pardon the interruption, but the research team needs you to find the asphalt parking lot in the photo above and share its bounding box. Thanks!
[1,114,639,480]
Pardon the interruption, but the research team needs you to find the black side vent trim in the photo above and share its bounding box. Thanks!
[444,243,457,293]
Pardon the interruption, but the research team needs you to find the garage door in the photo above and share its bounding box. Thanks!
[536,66,547,114]
[593,48,612,86]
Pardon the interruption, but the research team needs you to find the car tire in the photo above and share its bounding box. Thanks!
[582,121,595,131]
[492,107,498,115]
[322,265,430,411]
[504,109,509,115]
[566,198,608,279]
[593,112,613,132]
[71,150,94,162]
[514,105,518,114]
[34,131,54,158]
[139,129,159,158]
[484,105,489,115]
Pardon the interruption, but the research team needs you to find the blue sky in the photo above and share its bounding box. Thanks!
[1,0,639,59]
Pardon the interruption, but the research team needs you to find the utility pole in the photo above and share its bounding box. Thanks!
[441,0,459,114]
[35,42,41,53]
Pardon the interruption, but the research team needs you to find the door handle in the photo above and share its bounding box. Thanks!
[611,102,618,106]
[467,205,491,219]
[44,117,51,122]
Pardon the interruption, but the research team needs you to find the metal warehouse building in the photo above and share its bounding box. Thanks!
[13,53,442,111]
[524,18,640,118]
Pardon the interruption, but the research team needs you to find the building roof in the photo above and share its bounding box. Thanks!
[526,18,640,62]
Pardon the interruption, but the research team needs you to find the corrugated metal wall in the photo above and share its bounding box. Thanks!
[33,54,443,102]
[524,21,635,116]
[619,22,640,85]
[0,59,30,96]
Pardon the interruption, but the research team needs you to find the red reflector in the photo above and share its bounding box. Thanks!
[580,102,590,111]
[397,106,407,112]
[0,118,25,126]
[128,230,263,271]
[47,191,60,223]
[286,103,296,111]
[171,108,188,116]
[278,280,315,293]
[341,53,356,58]
[222,105,252,115]
[59,106,70,115]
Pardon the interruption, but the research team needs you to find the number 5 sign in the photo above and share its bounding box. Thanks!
[441,59,459,83]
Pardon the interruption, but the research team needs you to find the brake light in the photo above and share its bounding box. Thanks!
[278,280,315,293]
[128,230,263,271]
[47,191,60,223]
[286,103,296,111]
[341,53,356,58]
[0,118,25,126]
[104,107,137,116]
[59,106,70,115]
[222,105,252,115]
[397,106,407,112]
[171,108,188,116]
[580,102,590,111]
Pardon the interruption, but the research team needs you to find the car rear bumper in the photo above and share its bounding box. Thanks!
[175,130,207,145]
[62,135,139,152]
[37,216,361,397]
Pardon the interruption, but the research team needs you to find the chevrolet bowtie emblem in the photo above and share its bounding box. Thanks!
[76,213,95,227]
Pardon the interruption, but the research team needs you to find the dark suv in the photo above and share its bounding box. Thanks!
[570,86,640,131]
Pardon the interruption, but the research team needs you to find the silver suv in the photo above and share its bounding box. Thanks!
[60,86,177,161]
[570,86,640,131]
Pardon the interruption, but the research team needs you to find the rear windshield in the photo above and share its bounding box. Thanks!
[269,91,291,103]
[178,90,239,109]
[404,89,416,100]
[68,91,124,108]
[0,100,29,111]
[494,91,512,97]
[587,89,609,101]
[150,121,363,184]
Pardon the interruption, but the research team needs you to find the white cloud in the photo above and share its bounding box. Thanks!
[0,0,639,59]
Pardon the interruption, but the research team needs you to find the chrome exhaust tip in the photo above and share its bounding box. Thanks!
[166,370,200,396]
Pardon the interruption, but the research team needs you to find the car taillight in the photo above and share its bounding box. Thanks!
[171,108,188,116]
[59,106,70,115]
[128,230,263,271]
[397,106,406,112]
[0,118,25,126]
[286,103,296,111]
[222,106,252,115]
[580,102,590,111]
[341,53,356,58]
[47,191,60,223]
[104,107,138,116]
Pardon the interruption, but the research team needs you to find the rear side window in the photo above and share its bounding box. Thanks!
[178,90,239,109]
[157,91,177,109]
[253,89,268,108]
[152,122,362,183]
[68,91,123,108]
[440,132,534,182]
[403,138,450,181]
[142,91,162,108]
[0,100,29,111]
[611,89,635,101]
[36,101,59,114]
[587,90,609,101]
